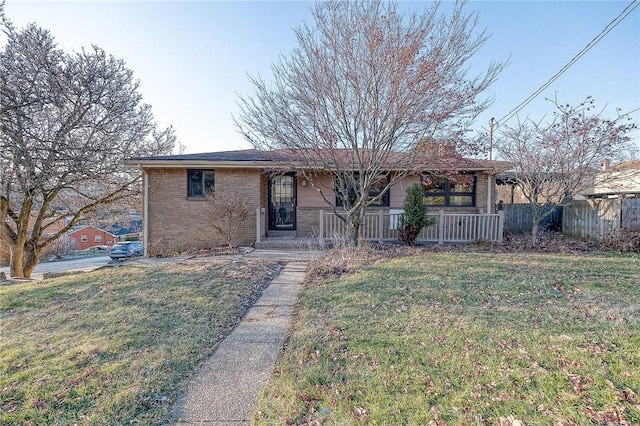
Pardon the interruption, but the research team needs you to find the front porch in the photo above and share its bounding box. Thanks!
[256,209,505,248]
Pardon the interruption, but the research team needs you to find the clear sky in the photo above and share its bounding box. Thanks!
[3,0,639,155]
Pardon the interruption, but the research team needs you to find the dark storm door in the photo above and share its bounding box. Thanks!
[268,174,296,230]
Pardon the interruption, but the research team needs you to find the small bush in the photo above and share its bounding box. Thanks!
[398,183,433,245]
[206,189,249,248]
[602,226,640,253]
[41,236,77,260]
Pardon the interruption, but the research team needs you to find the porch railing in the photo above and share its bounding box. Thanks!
[319,209,504,244]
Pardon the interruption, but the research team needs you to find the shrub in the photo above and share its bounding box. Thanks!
[398,183,433,245]
[206,189,249,247]
[602,226,640,253]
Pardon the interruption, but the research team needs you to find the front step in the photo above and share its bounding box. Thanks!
[255,237,324,250]
[266,230,297,239]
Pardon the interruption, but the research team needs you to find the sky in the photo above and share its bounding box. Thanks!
[2,0,639,156]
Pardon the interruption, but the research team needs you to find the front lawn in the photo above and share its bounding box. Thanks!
[0,258,280,425]
[254,251,640,425]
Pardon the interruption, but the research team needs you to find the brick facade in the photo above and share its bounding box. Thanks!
[67,226,119,250]
[144,166,498,248]
[146,168,263,253]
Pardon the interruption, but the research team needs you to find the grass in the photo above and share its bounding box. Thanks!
[254,251,640,425]
[0,258,280,425]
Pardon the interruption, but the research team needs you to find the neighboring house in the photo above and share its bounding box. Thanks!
[588,159,640,199]
[106,213,143,241]
[496,171,593,204]
[129,149,509,254]
[67,225,119,250]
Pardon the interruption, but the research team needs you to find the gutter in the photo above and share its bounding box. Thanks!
[125,160,277,169]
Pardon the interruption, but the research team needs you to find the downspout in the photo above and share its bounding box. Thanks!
[143,169,149,257]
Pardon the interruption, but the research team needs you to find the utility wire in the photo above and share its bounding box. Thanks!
[496,0,640,127]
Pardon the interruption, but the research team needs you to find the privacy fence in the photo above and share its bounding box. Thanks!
[319,209,505,244]
[500,199,640,240]
[563,198,640,240]
[501,203,563,234]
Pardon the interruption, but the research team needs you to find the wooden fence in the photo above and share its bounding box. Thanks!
[563,198,640,240]
[622,198,640,229]
[319,209,504,244]
[500,203,563,234]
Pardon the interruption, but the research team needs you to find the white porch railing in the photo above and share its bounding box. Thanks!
[319,209,504,244]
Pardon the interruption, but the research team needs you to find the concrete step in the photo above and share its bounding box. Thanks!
[255,237,323,250]
[266,230,297,239]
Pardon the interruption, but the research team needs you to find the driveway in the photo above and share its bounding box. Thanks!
[1,248,324,281]
[1,255,111,280]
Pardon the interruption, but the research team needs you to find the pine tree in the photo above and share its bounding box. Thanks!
[398,183,432,245]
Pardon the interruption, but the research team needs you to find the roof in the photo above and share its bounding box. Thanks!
[128,148,510,172]
[128,149,279,169]
[585,191,640,199]
[132,149,275,163]
[67,225,118,237]
[603,159,640,172]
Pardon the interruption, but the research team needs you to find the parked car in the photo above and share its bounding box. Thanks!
[83,245,110,252]
[109,241,143,261]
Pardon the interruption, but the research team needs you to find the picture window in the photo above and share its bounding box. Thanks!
[188,169,215,197]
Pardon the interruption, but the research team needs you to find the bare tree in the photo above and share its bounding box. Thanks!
[0,21,175,278]
[495,97,637,246]
[235,0,505,245]
[206,189,249,248]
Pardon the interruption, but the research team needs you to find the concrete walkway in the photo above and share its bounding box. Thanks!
[167,259,311,425]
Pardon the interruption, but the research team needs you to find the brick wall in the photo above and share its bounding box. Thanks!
[146,168,263,253]
[68,227,119,250]
[475,173,495,213]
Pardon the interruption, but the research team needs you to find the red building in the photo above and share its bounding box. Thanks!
[67,226,119,250]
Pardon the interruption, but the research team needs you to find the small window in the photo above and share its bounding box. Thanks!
[336,173,390,207]
[95,235,102,243]
[188,170,215,197]
[422,172,476,207]
[81,235,88,242]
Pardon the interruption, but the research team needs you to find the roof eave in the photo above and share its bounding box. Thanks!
[126,160,278,169]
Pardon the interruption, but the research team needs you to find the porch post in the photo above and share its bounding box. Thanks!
[438,210,445,244]
[497,210,505,244]
[256,208,261,243]
[378,209,384,242]
[486,175,492,214]
[319,209,325,249]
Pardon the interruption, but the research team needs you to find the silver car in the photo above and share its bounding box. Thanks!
[109,241,144,261]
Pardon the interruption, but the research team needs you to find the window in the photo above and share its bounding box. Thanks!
[81,235,88,242]
[422,172,476,207]
[336,173,390,207]
[95,235,102,243]
[188,169,215,197]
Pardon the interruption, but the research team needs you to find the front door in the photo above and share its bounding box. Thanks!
[268,174,296,230]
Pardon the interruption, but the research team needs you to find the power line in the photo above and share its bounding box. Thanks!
[496,0,640,127]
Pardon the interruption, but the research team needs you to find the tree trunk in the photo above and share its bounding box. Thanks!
[531,221,540,248]
[349,226,359,247]
[344,209,363,248]
[9,243,24,278]
[9,241,40,279]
